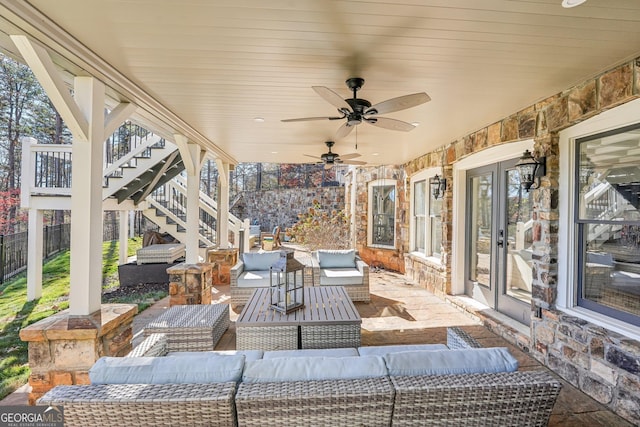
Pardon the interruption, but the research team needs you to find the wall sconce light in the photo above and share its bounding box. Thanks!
[429,174,447,200]
[515,149,546,192]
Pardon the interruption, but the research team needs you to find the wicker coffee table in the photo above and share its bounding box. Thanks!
[236,286,361,350]
[144,304,230,351]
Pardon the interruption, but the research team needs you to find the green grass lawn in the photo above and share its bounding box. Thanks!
[0,237,167,401]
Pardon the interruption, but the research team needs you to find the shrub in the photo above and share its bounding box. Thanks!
[286,200,350,250]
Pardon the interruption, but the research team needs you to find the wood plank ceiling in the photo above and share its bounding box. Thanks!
[1,0,640,166]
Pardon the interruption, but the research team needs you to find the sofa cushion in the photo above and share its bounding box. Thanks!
[384,348,518,376]
[89,354,245,385]
[238,270,272,287]
[242,251,281,271]
[263,348,359,359]
[320,268,363,285]
[317,249,356,268]
[167,349,264,362]
[242,355,386,383]
[358,344,448,356]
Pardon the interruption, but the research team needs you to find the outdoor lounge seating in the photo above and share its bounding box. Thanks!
[230,251,283,306]
[311,249,370,302]
[37,328,562,427]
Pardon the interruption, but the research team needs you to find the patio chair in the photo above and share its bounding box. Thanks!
[261,226,281,250]
[311,249,370,302]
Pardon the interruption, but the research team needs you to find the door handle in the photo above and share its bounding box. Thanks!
[497,239,504,247]
[497,229,504,247]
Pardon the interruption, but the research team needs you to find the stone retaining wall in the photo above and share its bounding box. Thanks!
[231,186,344,234]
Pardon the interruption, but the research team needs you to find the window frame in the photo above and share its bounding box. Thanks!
[409,169,443,261]
[367,178,397,249]
[558,97,640,340]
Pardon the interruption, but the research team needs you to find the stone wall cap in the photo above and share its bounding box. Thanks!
[167,262,214,274]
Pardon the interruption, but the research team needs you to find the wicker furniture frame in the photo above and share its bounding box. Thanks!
[236,287,361,350]
[391,371,561,426]
[143,304,229,351]
[136,243,185,265]
[38,382,237,427]
[311,251,371,302]
[235,377,395,427]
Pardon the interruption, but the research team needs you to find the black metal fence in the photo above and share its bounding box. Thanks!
[0,214,159,284]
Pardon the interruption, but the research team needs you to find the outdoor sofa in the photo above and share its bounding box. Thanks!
[38,327,562,427]
[311,249,371,302]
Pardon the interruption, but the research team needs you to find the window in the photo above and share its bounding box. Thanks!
[575,123,640,326]
[410,171,442,258]
[368,180,396,247]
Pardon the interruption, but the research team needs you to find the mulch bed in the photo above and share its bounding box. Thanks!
[102,282,168,302]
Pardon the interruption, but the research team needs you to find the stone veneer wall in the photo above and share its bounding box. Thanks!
[398,58,640,422]
[230,186,344,234]
[348,165,408,273]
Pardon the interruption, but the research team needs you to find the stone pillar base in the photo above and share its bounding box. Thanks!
[207,248,238,285]
[167,262,213,306]
[19,303,137,405]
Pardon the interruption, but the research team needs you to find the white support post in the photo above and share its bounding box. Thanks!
[26,209,43,301]
[242,218,251,254]
[119,211,129,265]
[129,211,136,239]
[69,77,105,316]
[175,135,206,264]
[216,160,230,249]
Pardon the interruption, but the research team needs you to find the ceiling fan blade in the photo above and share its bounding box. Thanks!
[343,159,366,165]
[365,92,430,115]
[313,86,352,110]
[339,152,361,160]
[282,116,341,122]
[303,154,322,160]
[367,117,416,132]
[335,122,355,139]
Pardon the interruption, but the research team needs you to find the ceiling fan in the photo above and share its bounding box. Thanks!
[282,77,430,138]
[304,141,367,169]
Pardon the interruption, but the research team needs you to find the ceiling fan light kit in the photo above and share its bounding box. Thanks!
[283,77,430,139]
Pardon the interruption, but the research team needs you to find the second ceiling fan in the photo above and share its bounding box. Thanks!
[282,77,430,138]
[305,141,366,169]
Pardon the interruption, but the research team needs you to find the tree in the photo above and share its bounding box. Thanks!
[0,53,71,232]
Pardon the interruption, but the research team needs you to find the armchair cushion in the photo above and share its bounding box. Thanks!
[242,355,387,383]
[89,353,245,385]
[384,347,518,376]
[237,270,271,287]
[320,268,363,286]
[317,249,356,268]
[242,251,281,271]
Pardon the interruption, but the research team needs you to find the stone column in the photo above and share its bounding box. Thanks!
[167,263,213,306]
[19,304,137,405]
[206,248,238,286]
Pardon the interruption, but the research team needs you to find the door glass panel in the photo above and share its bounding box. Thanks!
[469,174,492,287]
[504,168,534,303]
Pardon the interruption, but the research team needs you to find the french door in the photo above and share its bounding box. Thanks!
[465,158,533,325]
